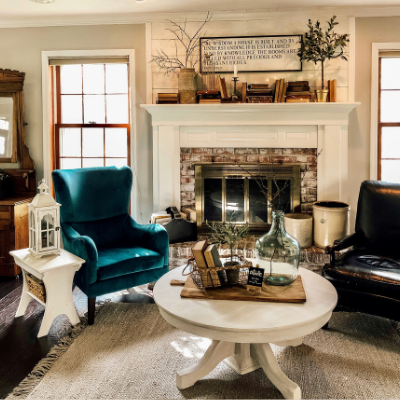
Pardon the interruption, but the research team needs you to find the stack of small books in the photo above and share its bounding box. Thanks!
[151,211,172,225]
[156,93,179,104]
[285,81,312,103]
[192,240,223,284]
[246,83,273,103]
[327,79,337,102]
[197,90,222,104]
[181,206,196,222]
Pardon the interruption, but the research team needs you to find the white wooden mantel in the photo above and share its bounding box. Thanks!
[141,103,360,212]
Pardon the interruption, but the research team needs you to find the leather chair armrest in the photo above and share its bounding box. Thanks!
[61,223,98,285]
[123,217,169,266]
[325,233,361,264]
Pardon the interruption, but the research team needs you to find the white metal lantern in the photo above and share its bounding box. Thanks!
[28,179,61,258]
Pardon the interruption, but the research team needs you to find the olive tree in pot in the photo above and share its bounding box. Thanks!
[298,16,349,102]
[206,216,249,284]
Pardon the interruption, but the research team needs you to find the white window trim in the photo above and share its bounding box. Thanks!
[41,49,137,217]
[370,43,400,180]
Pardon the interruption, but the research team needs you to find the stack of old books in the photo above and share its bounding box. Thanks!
[192,240,223,285]
[285,81,312,103]
[327,79,337,102]
[156,93,179,104]
[197,90,222,104]
[274,79,288,103]
[245,83,273,103]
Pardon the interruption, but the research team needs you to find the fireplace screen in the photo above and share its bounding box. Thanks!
[195,164,301,228]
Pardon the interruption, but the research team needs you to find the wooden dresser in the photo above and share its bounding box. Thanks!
[0,169,36,277]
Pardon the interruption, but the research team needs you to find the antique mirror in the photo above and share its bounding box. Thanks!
[0,69,34,168]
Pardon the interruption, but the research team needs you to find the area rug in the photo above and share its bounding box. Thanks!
[8,303,400,399]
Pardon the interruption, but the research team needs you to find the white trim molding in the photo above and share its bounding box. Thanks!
[370,43,400,180]
[142,102,359,212]
[41,49,138,217]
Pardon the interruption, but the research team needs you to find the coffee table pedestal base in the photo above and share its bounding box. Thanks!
[176,340,302,400]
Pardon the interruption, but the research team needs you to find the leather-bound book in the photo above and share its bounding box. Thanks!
[192,240,208,269]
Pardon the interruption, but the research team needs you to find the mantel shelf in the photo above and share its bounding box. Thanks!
[141,102,360,126]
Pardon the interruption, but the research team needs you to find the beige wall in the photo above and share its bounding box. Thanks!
[348,17,400,228]
[0,24,151,222]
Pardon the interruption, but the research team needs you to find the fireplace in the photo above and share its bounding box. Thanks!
[195,163,301,229]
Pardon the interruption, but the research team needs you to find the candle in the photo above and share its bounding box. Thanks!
[234,64,238,77]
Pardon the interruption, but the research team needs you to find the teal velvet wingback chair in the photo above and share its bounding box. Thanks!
[52,166,169,324]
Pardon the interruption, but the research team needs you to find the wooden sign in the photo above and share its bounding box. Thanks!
[247,266,265,293]
[200,35,302,74]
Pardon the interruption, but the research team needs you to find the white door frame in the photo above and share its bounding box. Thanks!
[41,49,137,218]
[370,43,400,180]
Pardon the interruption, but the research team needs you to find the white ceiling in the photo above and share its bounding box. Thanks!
[2,0,400,26]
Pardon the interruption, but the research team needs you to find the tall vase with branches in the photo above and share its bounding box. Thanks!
[298,16,349,97]
[152,13,211,103]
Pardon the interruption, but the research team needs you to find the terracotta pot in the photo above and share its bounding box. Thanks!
[178,68,197,104]
[312,201,350,249]
[315,89,329,102]
[284,213,313,249]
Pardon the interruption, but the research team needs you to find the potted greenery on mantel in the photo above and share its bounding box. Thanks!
[298,16,349,102]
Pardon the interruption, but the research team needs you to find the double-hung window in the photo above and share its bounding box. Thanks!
[378,55,400,182]
[52,60,130,170]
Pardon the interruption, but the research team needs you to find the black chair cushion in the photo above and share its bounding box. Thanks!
[323,249,400,301]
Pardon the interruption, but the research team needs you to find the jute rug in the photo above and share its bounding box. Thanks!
[8,303,400,399]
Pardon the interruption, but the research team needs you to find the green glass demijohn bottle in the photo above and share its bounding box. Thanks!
[255,210,301,286]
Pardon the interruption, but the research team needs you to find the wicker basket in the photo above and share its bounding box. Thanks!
[26,273,46,303]
[182,254,252,290]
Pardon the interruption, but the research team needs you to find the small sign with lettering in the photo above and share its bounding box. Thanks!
[247,266,265,292]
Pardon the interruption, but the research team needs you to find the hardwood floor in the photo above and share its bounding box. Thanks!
[0,274,155,399]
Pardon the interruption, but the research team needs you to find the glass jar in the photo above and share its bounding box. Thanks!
[255,210,300,286]
[178,68,197,104]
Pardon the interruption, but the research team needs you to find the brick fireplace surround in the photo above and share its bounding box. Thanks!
[180,147,318,213]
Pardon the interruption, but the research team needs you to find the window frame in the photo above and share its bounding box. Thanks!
[53,64,131,170]
[41,49,137,217]
[370,43,400,180]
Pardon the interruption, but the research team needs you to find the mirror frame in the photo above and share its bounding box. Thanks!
[0,69,34,168]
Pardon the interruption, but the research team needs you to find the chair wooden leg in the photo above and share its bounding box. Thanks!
[88,297,96,325]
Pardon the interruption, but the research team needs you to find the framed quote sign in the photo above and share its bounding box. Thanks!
[200,35,302,73]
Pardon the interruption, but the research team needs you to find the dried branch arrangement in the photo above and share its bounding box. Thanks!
[152,12,212,74]
[298,16,349,89]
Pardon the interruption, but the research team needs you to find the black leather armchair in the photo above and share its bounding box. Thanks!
[322,180,400,324]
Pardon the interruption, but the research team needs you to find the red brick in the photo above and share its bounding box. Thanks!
[258,156,270,163]
[283,148,317,155]
[201,155,213,162]
[180,176,195,185]
[233,155,247,163]
[181,168,194,176]
[213,148,234,155]
[235,148,258,155]
[181,192,195,200]
[181,199,195,207]
[307,156,317,164]
[247,155,260,162]
[181,148,191,154]
[259,148,281,155]
[303,171,317,179]
[181,154,202,162]
[181,184,195,192]
[192,148,213,155]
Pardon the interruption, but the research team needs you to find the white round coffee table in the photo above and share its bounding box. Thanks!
[154,265,337,400]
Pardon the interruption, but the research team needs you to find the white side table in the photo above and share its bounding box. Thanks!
[10,248,85,338]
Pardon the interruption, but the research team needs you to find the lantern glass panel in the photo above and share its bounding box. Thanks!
[49,231,55,247]
[32,231,36,251]
[41,231,48,249]
[44,214,54,229]
[41,217,47,231]
[30,211,35,229]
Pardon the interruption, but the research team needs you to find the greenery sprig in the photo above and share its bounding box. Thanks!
[206,215,249,263]
[298,16,349,90]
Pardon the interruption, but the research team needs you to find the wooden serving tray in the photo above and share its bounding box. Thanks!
[180,276,306,303]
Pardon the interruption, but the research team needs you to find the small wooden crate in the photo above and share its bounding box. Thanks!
[26,273,46,303]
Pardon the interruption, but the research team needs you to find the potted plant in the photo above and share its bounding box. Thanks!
[152,13,211,104]
[298,16,349,102]
[206,216,249,284]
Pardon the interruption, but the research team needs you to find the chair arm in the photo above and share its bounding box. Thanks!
[325,233,361,264]
[61,223,98,285]
[123,217,169,266]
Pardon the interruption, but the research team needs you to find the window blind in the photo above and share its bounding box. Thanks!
[49,57,129,66]
[379,51,400,58]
